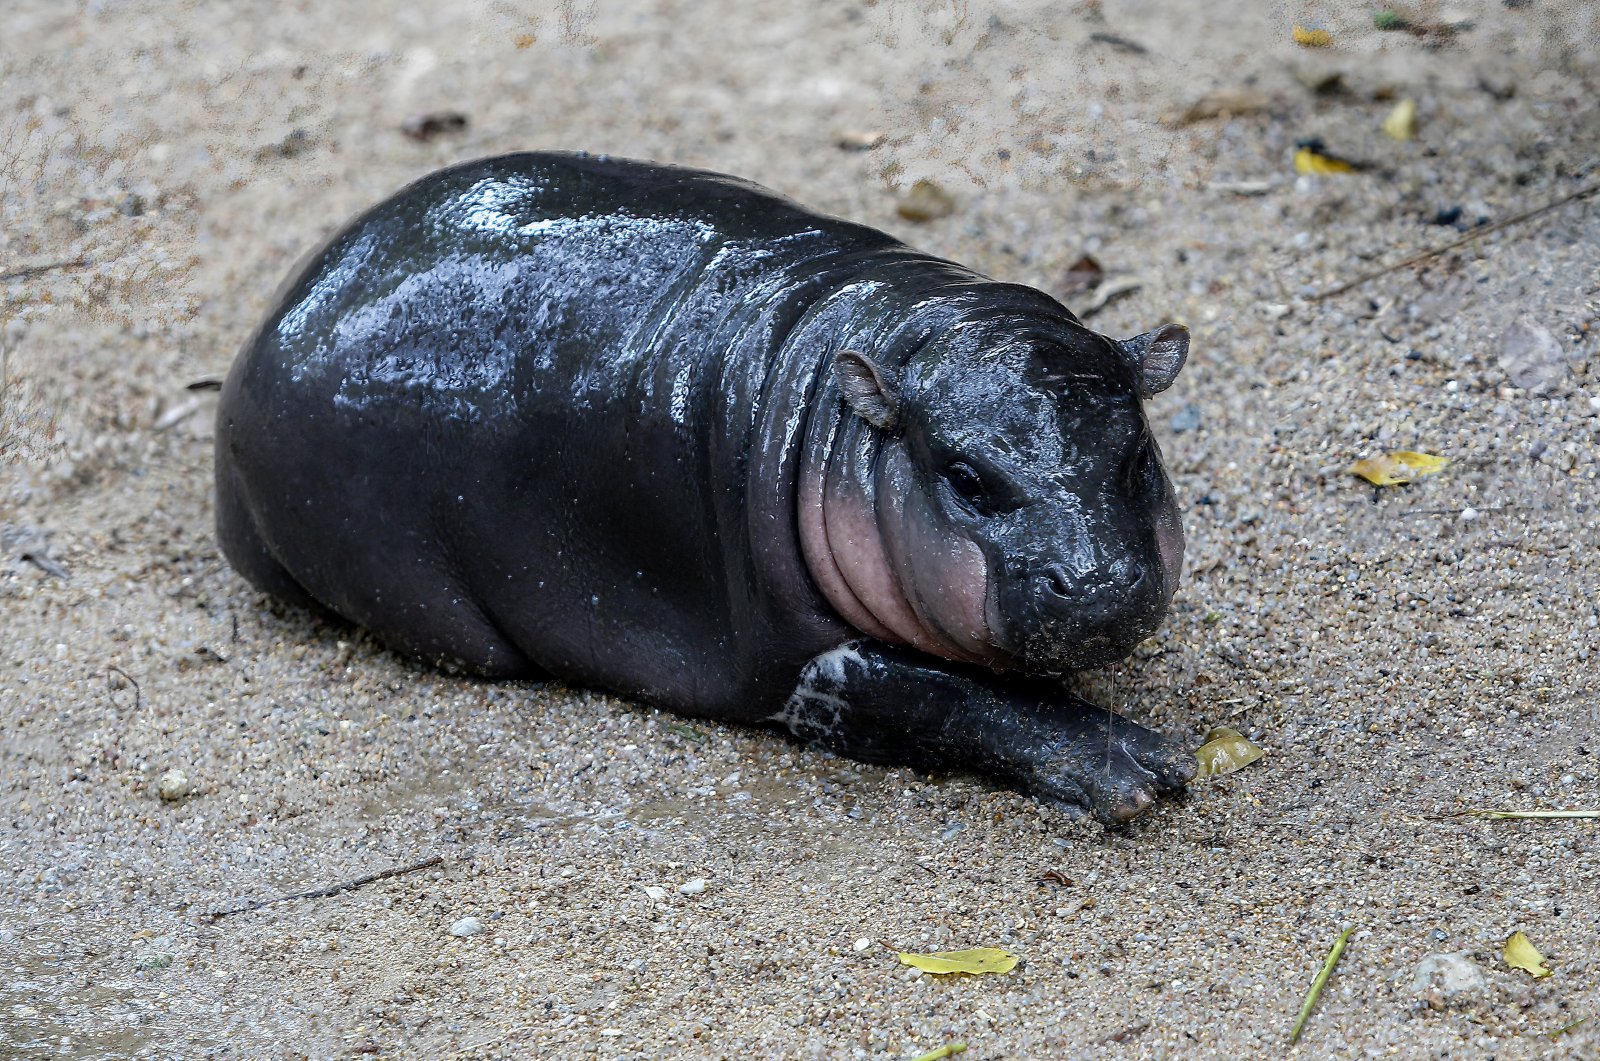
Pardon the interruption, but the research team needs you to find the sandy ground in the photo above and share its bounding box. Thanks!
[3,1,1600,1058]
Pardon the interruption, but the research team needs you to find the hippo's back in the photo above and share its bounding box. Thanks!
[217,153,887,704]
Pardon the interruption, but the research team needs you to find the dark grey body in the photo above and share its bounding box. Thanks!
[217,153,1194,823]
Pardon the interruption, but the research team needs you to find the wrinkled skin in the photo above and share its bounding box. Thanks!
[216,152,1195,825]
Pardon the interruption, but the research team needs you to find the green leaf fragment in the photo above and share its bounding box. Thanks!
[1194,726,1265,779]
[663,722,708,744]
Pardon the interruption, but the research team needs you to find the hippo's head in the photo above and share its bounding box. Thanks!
[807,315,1187,674]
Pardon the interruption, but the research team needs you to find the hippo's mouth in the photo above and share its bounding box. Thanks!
[988,589,1164,675]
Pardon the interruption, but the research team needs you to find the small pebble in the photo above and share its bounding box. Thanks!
[896,180,956,223]
[1382,98,1418,141]
[1168,403,1203,434]
[1412,951,1486,996]
[643,885,668,901]
[1498,317,1568,394]
[853,937,873,953]
[156,769,191,802]
[1292,64,1344,94]
[835,130,887,151]
[449,916,485,937]
[401,111,470,142]
[678,877,707,895]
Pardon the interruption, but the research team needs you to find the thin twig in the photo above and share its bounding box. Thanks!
[910,1044,968,1061]
[1309,181,1600,301]
[0,256,91,283]
[1547,1017,1589,1040]
[200,854,443,921]
[1431,808,1600,821]
[106,666,141,712]
[1096,1021,1151,1045]
[1391,504,1522,517]
[1289,926,1355,1044]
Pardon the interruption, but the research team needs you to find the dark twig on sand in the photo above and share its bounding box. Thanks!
[200,854,444,921]
[0,256,92,283]
[106,665,141,712]
[1310,181,1600,301]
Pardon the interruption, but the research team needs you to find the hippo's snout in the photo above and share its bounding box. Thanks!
[1038,559,1147,604]
[1002,556,1168,672]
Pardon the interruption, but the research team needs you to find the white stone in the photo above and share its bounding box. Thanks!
[156,769,191,802]
[1412,951,1486,995]
[449,916,485,937]
[677,877,707,895]
[1498,317,1568,394]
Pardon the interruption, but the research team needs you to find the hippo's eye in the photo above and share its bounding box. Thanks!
[1126,434,1159,489]
[942,461,991,512]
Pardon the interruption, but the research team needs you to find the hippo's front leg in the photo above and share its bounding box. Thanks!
[771,640,1195,825]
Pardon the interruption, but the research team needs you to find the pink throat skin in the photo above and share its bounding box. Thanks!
[798,438,1001,667]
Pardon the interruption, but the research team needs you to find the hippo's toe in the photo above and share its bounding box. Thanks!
[1017,705,1194,826]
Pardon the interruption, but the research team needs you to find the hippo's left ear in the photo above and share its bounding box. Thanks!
[833,349,902,433]
[1117,323,1189,398]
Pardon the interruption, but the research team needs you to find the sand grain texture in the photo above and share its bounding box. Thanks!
[3,2,1598,1057]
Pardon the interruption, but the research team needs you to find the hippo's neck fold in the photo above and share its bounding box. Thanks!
[800,416,999,667]
[786,268,1015,667]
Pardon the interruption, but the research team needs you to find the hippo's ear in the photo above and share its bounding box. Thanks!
[1117,323,1189,398]
[833,349,901,433]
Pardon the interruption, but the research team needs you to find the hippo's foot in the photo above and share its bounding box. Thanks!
[771,639,1193,827]
[1003,702,1195,825]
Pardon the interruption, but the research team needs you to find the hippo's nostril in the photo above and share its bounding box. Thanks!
[1042,563,1073,600]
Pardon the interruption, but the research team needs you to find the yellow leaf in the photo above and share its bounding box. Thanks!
[898,948,1019,976]
[1504,931,1552,978]
[1349,451,1449,486]
[1294,146,1358,175]
[1194,726,1264,779]
[1383,98,1418,141]
[1292,25,1334,47]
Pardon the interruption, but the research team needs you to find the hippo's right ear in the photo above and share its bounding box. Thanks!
[1117,323,1189,398]
[833,350,901,433]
